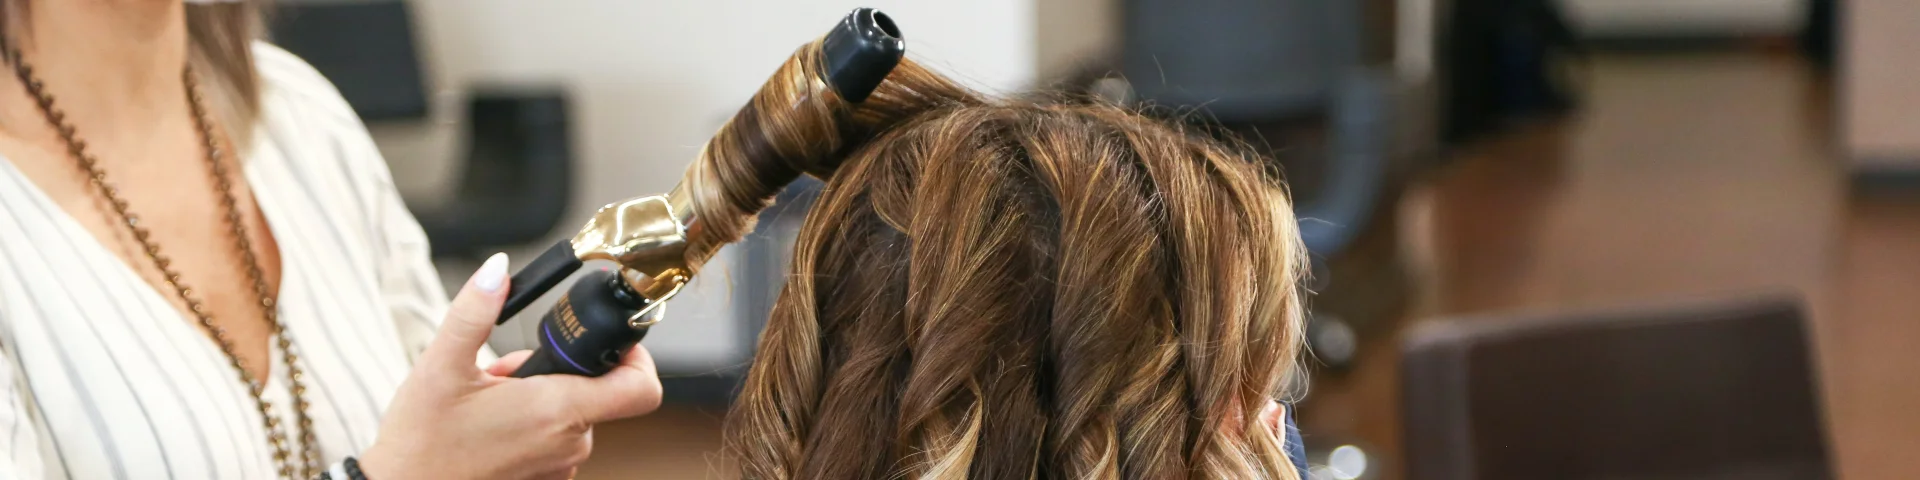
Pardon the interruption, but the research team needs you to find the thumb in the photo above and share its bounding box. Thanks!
[420,252,511,373]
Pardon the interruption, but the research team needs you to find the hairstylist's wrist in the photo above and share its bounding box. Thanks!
[354,442,409,479]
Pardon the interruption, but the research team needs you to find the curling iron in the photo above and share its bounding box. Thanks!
[493,8,906,378]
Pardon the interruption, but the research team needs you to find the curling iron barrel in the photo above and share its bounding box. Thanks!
[494,8,907,378]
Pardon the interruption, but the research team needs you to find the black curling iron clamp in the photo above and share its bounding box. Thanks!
[492,8,905,378]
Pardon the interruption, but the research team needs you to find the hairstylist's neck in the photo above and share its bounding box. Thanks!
[1,1,189,137]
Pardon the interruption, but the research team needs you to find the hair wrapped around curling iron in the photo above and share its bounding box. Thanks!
[677,41,981,273]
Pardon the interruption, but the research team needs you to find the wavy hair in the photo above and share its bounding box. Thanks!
[684,35,1308,480]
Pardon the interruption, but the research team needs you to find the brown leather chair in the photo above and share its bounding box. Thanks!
[1400,295,1831,480]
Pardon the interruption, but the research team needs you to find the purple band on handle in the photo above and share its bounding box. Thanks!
[541,323,592,374]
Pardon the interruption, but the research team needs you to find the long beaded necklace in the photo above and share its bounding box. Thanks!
[7,51,322,478]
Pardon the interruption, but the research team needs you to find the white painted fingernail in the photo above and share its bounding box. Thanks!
[472,253,509,293]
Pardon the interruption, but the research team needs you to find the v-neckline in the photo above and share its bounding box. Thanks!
[0,147,298,389]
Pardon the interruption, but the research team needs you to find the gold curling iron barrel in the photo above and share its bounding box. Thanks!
[494,8,906,378]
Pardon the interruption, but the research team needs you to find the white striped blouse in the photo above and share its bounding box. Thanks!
[0,43,450,479]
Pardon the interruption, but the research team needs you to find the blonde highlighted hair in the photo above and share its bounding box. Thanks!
[690,34,1310,480]
[1,1,263,147]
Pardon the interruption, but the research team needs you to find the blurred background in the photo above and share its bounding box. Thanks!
[268,0,1913,478]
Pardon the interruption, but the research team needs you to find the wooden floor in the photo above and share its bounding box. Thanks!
[1303,52,1920,480]
[578,51,1920,479]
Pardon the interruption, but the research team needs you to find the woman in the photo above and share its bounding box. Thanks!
[0,2,659,479]
[709,58,1314,477]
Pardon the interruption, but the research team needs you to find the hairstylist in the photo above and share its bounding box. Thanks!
[0,1,660,479]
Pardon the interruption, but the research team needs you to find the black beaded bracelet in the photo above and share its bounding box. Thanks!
[345,457,369,480]
[316,457,370,480]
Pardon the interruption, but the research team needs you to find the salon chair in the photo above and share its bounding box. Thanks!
[1100,0,1431,368]
[712,177,828,403]
[269,0,574,257]
[1120,0,1397,260]
[1400,295,1831,480]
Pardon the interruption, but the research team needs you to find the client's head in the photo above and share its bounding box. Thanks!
[696,51,1307,479]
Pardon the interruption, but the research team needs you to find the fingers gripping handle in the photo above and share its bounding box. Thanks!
[498,240,583,324]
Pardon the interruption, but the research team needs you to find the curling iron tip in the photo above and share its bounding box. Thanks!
[821,8,906,103]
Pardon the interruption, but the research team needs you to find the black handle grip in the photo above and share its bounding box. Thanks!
[510,269,651,377]
[499,240,584,324]
[507,347,583,378]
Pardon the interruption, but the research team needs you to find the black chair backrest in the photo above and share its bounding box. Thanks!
[1401,296,1831,480]
[268,0,430,122]
[1121,0,1363,121]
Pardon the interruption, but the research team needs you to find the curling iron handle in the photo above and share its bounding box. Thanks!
[498,240,584,324]
[509,269,651,377]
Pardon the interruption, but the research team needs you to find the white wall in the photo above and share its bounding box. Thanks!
[1033,0,1117,82]
[373,1,1037,371]
[1844,0,1920,168]
[1559,0,1805,36]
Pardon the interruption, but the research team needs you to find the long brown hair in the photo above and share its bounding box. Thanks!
[680,30,1308,480]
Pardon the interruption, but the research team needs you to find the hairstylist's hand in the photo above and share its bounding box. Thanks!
[360,253,665,480]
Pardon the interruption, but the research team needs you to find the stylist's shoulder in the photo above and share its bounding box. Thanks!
[250,42,365,126]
